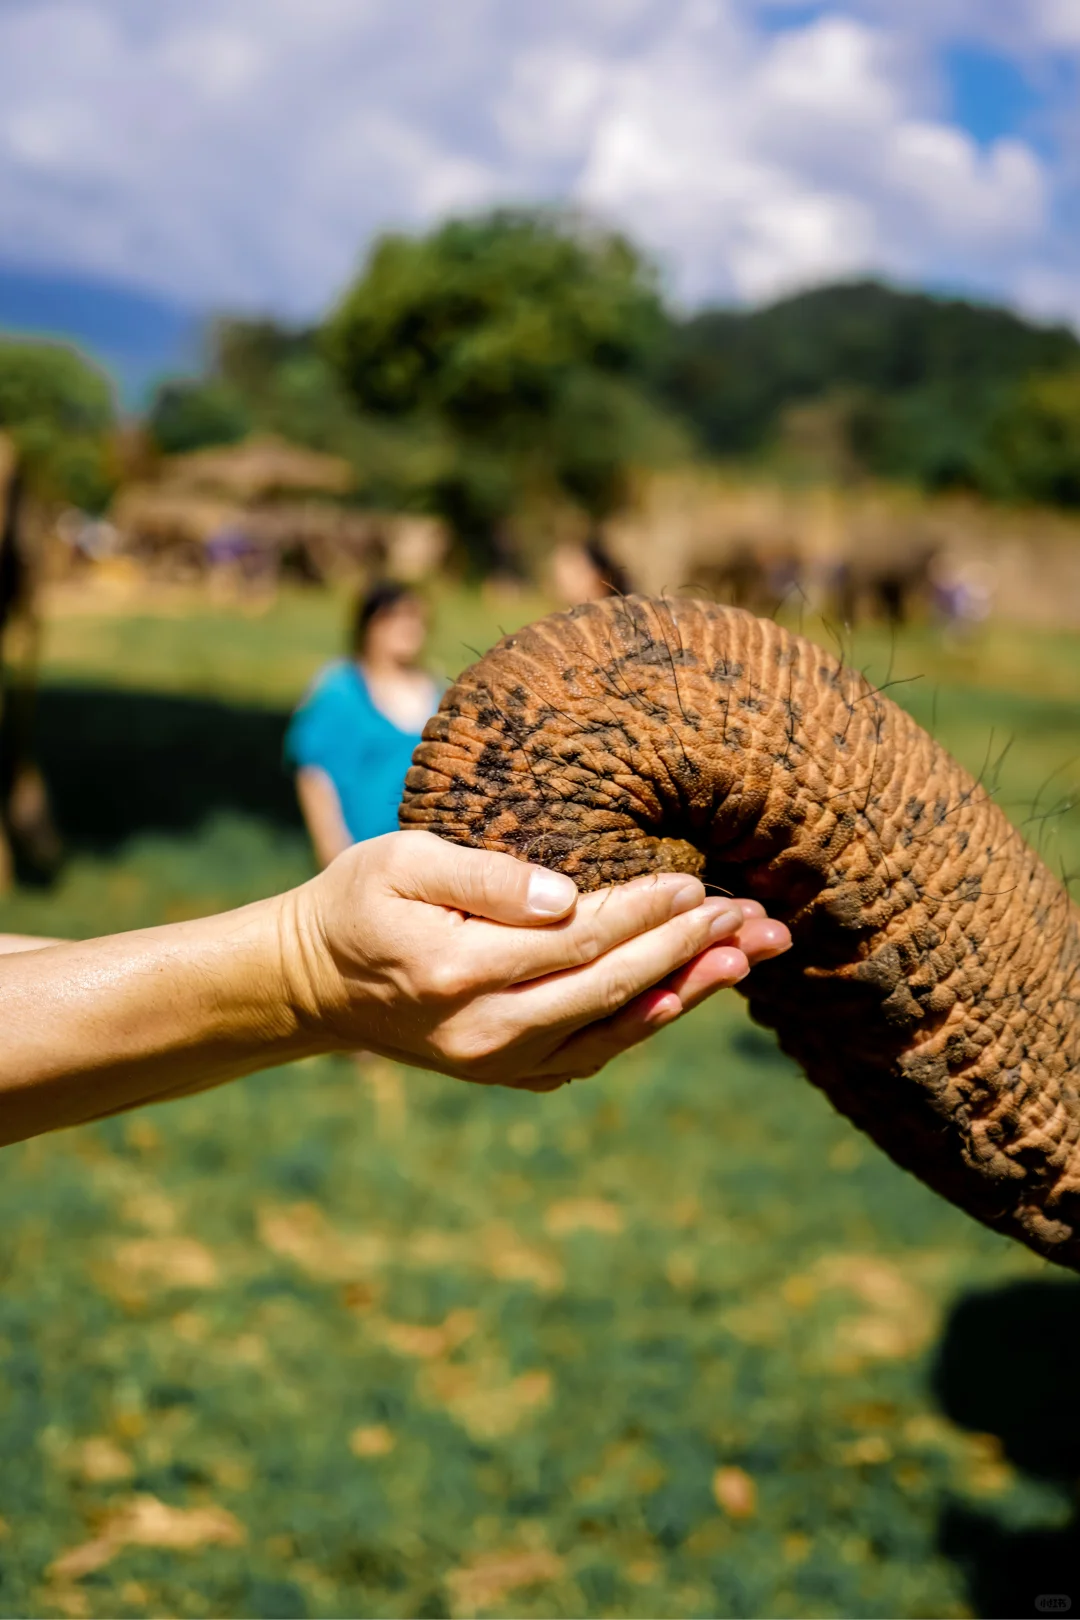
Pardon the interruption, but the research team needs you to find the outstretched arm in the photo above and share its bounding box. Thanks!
[0,933,60,955]
[295,765,353,869]
[0,831,790,1148]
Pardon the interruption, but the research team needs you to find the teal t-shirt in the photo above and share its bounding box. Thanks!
[284,661,432,844]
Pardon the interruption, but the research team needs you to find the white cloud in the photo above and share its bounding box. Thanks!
[756,15,901,127]
[0,0,1070,321]
[566,9,1047,301]
[1035,0,1080,48]
[161,28,266,100]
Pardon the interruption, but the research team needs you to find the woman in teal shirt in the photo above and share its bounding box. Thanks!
[286,583,440,867]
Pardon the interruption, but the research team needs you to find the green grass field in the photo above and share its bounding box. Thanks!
[0,584,1077,1619]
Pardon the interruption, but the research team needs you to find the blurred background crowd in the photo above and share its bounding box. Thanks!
[0,3,1079,1617]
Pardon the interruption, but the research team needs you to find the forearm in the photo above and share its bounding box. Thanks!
[0,893,322,1148]
[0,933,62,955]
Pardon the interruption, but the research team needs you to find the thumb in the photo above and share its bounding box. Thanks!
[390,832,578,925]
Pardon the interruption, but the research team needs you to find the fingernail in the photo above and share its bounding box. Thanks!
[707,905,744,941]
[527,869,577,917]
[668,878,706,915]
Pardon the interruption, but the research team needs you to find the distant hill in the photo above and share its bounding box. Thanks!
[657,279,1080,469]
[0,264,203,405]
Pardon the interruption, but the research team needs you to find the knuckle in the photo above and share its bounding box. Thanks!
[382,837,412,885]
[437,1028,474,1069]
[427,958,469,1000]
[601,966,638,1014]
[456,849,507,915]
[568,1055,607,1081]
[569,920,603,966]
[441,1023,503,1070]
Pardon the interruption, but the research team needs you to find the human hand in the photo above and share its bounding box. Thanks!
[283,831,790,1090]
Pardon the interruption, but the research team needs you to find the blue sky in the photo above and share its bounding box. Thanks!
[0,0,1078,324]
[945,44,1041,147]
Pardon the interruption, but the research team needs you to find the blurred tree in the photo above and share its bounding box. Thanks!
[149,315,455,512]
[982,370,1080,507]
[657,279,1080,497]
[147,379,251,455]
[244,355,364,457]
[210,317,315,399]
[323,208,674,568]
[0,339,116,510]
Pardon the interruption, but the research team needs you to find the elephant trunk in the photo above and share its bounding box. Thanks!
[401,596,1080,1269]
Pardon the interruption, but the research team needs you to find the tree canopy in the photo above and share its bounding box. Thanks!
[322,210,676,564]
[655,279,1080,498]
[983,369,1080,507]
[0,338,116,509]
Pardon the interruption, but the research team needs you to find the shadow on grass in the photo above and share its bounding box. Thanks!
[932,1278,1080,1618]
[35,681,302,854]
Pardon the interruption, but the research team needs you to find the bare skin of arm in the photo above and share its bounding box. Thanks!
[295,765,353,869]
[0,831,790,1149]
[0,934,59,954]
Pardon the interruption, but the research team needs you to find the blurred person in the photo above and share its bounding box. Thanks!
[0,831,791,1147]
[0,436,62,887]
[930,554,994,641]
[718,542,763,611]
[286,581,440,867]
[761,543,803,617]
[206,519,277,603]
[551,531,633,606]
[55,509,120,570]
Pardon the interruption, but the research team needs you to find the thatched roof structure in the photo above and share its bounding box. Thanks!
[106,430,446,583]
[164,434,354,501]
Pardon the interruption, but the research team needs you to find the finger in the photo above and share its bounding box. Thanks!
[460,870,724,989]
[655,921,790,1015]
[663,943,752,1007]
[514,894,746,1036]
[514,959,718,1088]
[580,944,750,1053]
[503,923,791,1092]
[722,915,792,964]
[538,988,683,1084]
[387,830,578,924]
[516,947,749,1091]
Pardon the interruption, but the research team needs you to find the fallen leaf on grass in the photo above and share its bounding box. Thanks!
[422,1364,552,1441]
[112,1237,219,1290]
[627,1558,660,1585]
[813,1252,936,1363]
[256,1202,385,1280]
[478,1223,563,1292]
[712,1466,757,1519]
[375,1309,477,1360]
[349,1424,396,1458]
[403,1224,564,1292]
[49,1494,245,1582]
[544,1198,624,1237]
[836,1434,893,1466]
[445,1547,565,1617]
[720,1298,785,1346]
[119,1187,180,1233]
[813,1252,925,1313]
[35,1583,89,1618]
[64,1436,134,1484]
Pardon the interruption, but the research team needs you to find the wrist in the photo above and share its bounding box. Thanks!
[271,879,348,1055]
